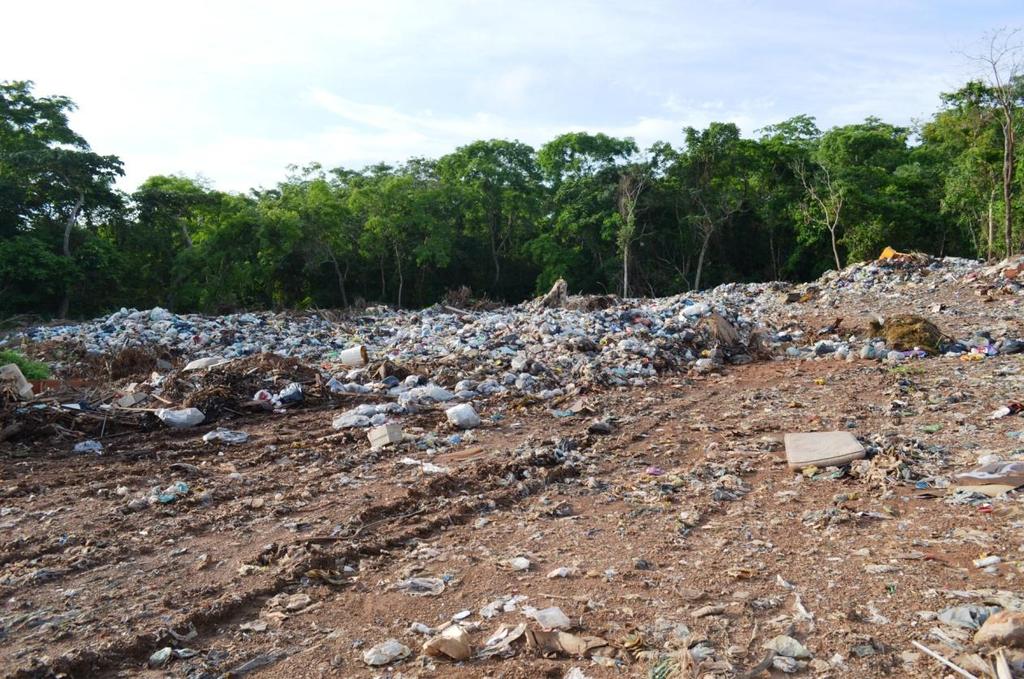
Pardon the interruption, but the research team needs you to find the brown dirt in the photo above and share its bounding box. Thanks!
[2,284,1024,678]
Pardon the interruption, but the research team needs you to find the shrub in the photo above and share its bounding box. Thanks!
[0,350,51,380]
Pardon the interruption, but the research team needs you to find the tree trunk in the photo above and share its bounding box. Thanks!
[62,192,84,258]
[622,245,629,298]
[489,222,501,289]
[58,191,85,319]
[327,250,348,307]
[829,225,841,271]
[694,230,713,291]
[1002,117,1015,255]
[988,191,995,261]
[179,223,193,249]
[394,243,403,308]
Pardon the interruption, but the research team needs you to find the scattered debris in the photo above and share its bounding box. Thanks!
[368,423,403,449]
[784,431,865,469]
[362,638,411,666]
[155,407,205,428]
[423,624,472,660]
[202,428,249,444]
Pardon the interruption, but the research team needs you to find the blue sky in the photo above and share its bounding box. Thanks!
[3,1,1022,191]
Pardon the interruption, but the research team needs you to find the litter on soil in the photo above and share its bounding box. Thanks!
[2,252,1024,678]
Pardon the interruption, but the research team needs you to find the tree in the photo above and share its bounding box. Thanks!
[795,159,844,270]
[437,140,542,298]
[753,116,820,279]
[534,132,637,293]
[350,160,455,308]
[965,29,1024,254]
[616,162,650,296]
[128,175,218,307]
[926,82,1005,258]
[675,123,749,290]
[0,81,123,317]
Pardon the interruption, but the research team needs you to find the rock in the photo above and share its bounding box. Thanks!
[691,604,725,619]
[974,611,1024,648]
[764,634,811,659]
[362,638,411,666]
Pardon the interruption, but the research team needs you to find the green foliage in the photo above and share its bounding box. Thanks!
[0,349,50,379]
[2,79,1022,318]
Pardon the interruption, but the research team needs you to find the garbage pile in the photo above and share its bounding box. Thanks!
[5,252,1024,431]
[968,254,1024,297]
[8,292,769,393]
[0,352,321,444]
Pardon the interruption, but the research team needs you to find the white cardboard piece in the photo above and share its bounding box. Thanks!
[784,431,865,470]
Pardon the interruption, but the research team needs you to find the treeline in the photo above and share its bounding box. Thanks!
[1,77,1023,319]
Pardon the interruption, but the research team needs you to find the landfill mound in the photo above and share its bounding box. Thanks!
[2,253,1024,678]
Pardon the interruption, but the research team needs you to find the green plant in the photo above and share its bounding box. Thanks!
[0,350,50,380]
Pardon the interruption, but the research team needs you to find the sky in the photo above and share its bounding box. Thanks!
[3,0,1023,192]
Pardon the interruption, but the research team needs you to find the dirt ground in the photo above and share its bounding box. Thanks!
[3,276,1024,678]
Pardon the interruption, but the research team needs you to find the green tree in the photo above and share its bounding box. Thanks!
[0,80,123,317]
[437,140,542,298]
[534,132,638,293]
[673,123,751,290]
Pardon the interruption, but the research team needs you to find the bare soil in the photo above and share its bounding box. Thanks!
[3,280,1024,678]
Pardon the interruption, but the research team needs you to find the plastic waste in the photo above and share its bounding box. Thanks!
[155,408,205,428]
[362,638,411,666]
[339,344,369,366]
[157,481,189,503]
[526,605,572,630]
[183,356,230,371]
[368,424,402,449]
[333,413,371,429]
[446,403,481,429]
[422,624,472,661]
[73,440,103,454]
[0,363,34,400]
[276,382,303,404]
[394,577,445,596]
[202,429,249,444]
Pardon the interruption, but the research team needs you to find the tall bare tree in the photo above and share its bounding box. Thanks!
[795,160,844,271]
[617,165,649,297]
[967,29,1023,254]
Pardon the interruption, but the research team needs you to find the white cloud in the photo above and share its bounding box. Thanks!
[2,0,1019,191]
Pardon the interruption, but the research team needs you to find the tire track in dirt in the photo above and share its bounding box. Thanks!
[6,430,585,678]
